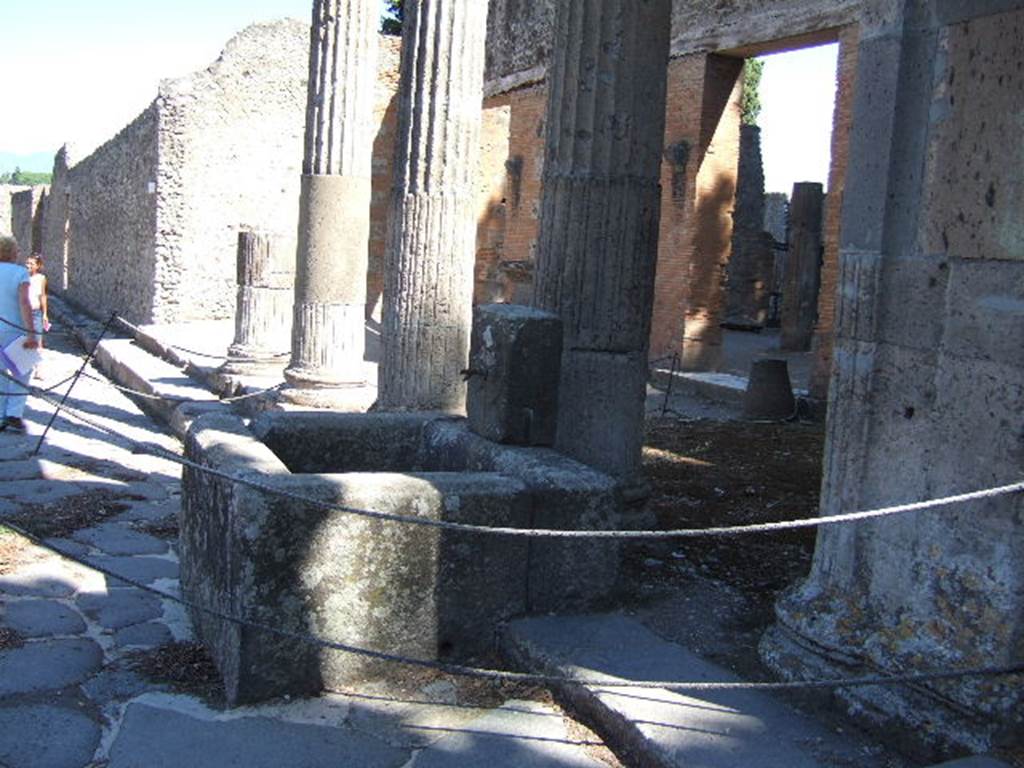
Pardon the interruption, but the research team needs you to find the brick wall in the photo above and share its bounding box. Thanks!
[479,84,547,305]
[651,53,743,368]
[809,24,859,399]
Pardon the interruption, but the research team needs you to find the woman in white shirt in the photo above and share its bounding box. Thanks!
[25,254,48,349]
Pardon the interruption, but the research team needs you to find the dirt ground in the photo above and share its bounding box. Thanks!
[634,415,823,602]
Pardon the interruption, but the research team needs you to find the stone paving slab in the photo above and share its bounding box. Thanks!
[410,699,606,768]
[1,599,86,636]
[72,522,169,556]
[0,702,102,768]
[502,614,877,768]
[0,638,103,695]
[106,702,411,768]
[84,554,179,585]
[76,588,164,630]
[114,621,173,649]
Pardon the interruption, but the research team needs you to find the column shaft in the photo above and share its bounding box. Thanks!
[378,0,488,411]
[223,229,293,373]
[531,0,671,479]
[283,0,377,400]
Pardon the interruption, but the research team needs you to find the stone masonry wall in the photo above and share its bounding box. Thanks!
[41,146,72,292]
[11,186,47,257]
[65,106,160,322]
[152,20,309,323]
[0,186,28,238]
[481,0,861,86]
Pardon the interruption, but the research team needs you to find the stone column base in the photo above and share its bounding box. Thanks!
[277,380,376,411]
[759,603,1016,761]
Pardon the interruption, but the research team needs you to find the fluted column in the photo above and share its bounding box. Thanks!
[221,229,294,374]
[280,0,378,408]
[377,0,488,412]
[531,0,671,479]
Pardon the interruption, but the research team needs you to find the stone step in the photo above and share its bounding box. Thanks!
[500,613,893,768]
[51,297,225,438]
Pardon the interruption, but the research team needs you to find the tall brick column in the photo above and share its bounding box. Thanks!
[280,0,377,408]
[532,0,671,480]
[378,0,488,411]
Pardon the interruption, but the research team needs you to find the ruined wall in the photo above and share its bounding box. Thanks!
[10,186,47,257]
[366,36,403,317]
[153,20,308,323]
[0,186,28,237]
[481,0,861,84]
[65,105,161,322]
[669,0,860,54]
[650,54,743,366]
[725,124,773,326]
[42,146,72,292]
[478,85,547,305]
[479,0,859,371]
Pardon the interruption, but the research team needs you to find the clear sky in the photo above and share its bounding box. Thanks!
[758,43,839,195]
[0,0,312,167]
[2,1,838,196]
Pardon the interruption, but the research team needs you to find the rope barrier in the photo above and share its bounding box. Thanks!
[1,518,1020,693]
[3,319,1022,695]
[112,314,289,362]
[8,366,1023,542]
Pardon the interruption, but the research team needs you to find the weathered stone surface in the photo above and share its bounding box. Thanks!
[412,699,606,767]
[1,600,86,637]
[531,0,671,479]
[780,182,824,351]
[76,589,163,630]
[221,229,294,373]
[0,561,84,598]
[763,3,1024,757]
[114,621,173,649]
[0,639,103,695]
[182,410,618,703]
[466,304,562,446]
[84,555,179,586]
[65,20,309,325]
[378,0,489,412]
[0,703,101,768]
[107,703,409,768]
[743,359,796,420]
[726,125,773,328]
[72,523,169,557]
[282,0,378,404]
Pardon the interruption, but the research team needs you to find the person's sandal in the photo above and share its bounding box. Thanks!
[4,417,26,434]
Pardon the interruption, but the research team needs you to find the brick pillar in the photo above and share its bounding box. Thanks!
[378,0,488,411]
[809,25,860,401]
[779,182,824,352]
[725,124,773,328]
[650,54,743,369]
[221,229,294,374]
[531,0,671,480]
[280,0,378,407]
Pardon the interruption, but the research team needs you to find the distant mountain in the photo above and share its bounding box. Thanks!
[0,151,54,175]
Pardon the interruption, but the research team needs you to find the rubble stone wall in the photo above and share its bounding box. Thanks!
[10,186,47,257]
[64,105,162,323]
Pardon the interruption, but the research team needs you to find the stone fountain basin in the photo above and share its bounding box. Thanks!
[180,411,620,704]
